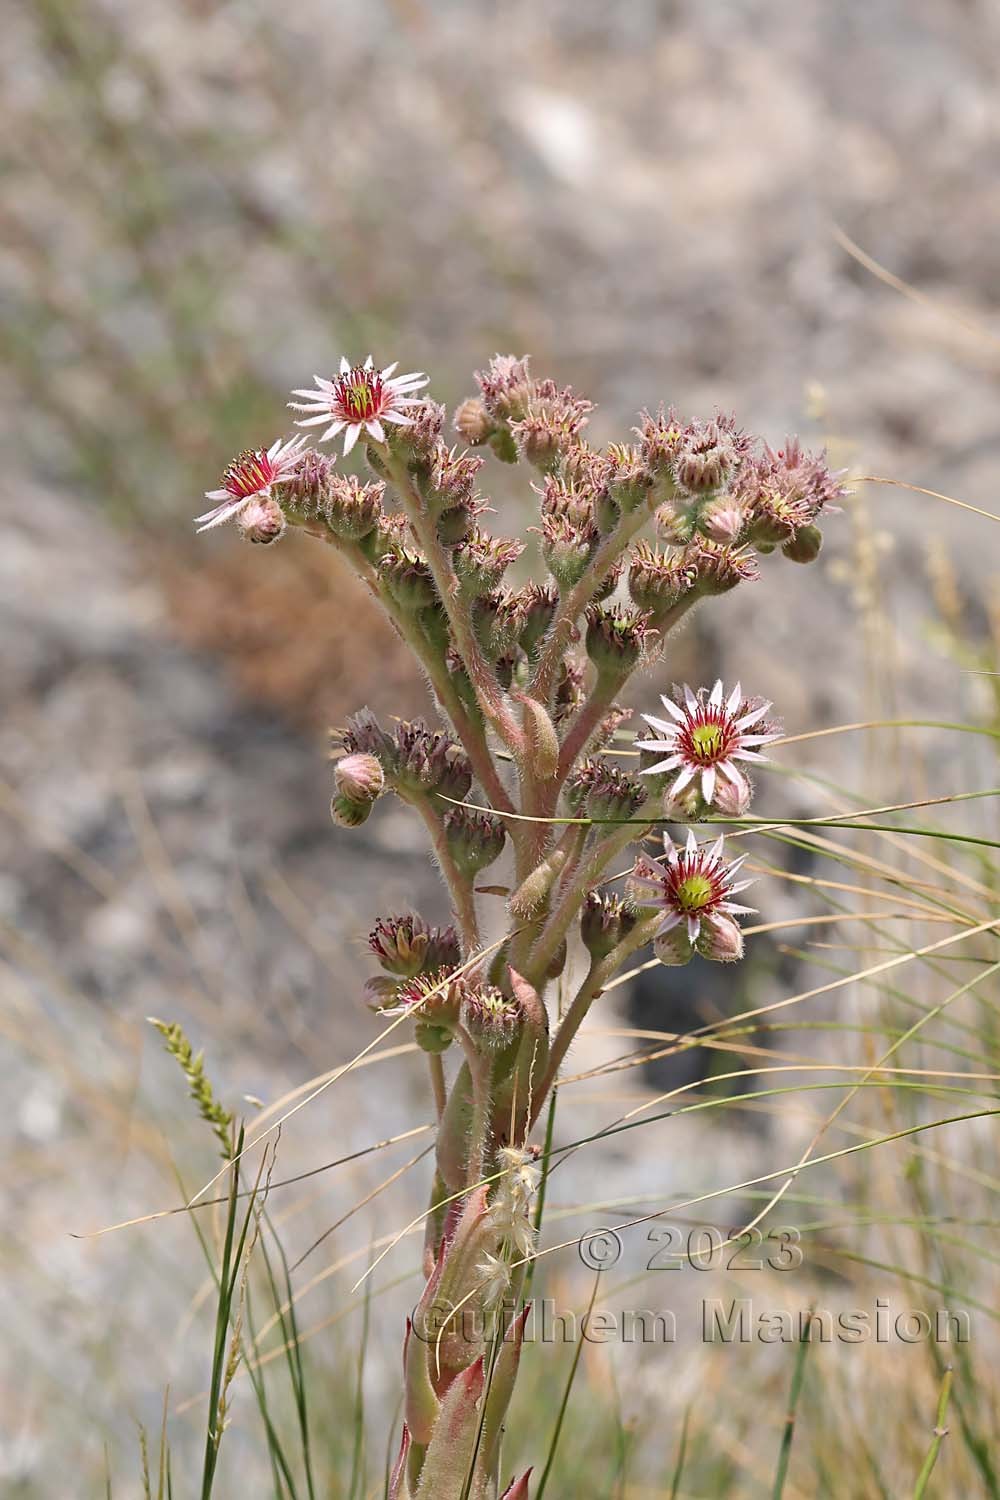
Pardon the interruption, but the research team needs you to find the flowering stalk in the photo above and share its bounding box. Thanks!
[198,353,845,1497]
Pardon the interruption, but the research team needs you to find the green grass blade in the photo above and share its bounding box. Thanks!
[912,1366,954,1499]
[771,1309,813,1499]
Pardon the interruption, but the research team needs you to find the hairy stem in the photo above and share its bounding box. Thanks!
[531,912,661,1123]
[407,795,481,952]
[507,822,586,974]
[526,820,650,985]
[383,453,524,758]
[458,1025,493,1187]
[428,1053,447,1122]
[556,673,622,780]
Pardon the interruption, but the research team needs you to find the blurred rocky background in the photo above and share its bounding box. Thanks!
[3,0,1000,1493]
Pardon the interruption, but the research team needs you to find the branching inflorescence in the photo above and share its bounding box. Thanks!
[198,353,845,1499]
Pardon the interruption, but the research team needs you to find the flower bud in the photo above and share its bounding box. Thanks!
[379,546,437,612]
[539,513,598,590]
[330,791,371,828]
[697,912,745,963]
[391,720,473,801]
[510,378,594,471]
[357,509,409,564]
[581,891,638,960]
[553,659,586,724]
[562,440,611,487]
[272,448,333,519]
[452,528,524,597]
[605,442,653,513]
[336,706,394,761]
[711,771,752,817]
[335,752,385,804]
[473,590,527,659]
[436,503,473,545]
[453,396,494,446]
[324,473,385,540]
[476,354,534,421]
[429,443,485,509]
[591,704,633,757]
[568,759,647,822]
[684,537,760,595]
[585,604,653,677]
[369,913,461,978]
[654,497,695,546]
[654,925,695,966]
[515,582,559,657]
[237,495,286,545]
[628,542,698,614]
[673,415,748,495]
[460,985,524,1051]
[635,403,684,476]
[394,398,446,464]
[751,438,848,524]
[700,499,747,544]
[444,806,506,875]
[537,473,594,528]
[626,855,666,913]
[391,968,466,1034]
[511,413,563,471]
[782,524,823,564]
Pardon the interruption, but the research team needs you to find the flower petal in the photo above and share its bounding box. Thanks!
[734,702,771,730]
[194,498,245,531]
[657,696,687,723]
[641,713,682,736]
[639,754,684,777]
[671,763,697,796]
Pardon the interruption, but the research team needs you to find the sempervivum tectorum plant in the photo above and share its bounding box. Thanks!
[194,351,846,1500]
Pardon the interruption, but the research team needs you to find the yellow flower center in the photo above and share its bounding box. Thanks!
[676,873,714,911]
[691,722,724,759]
